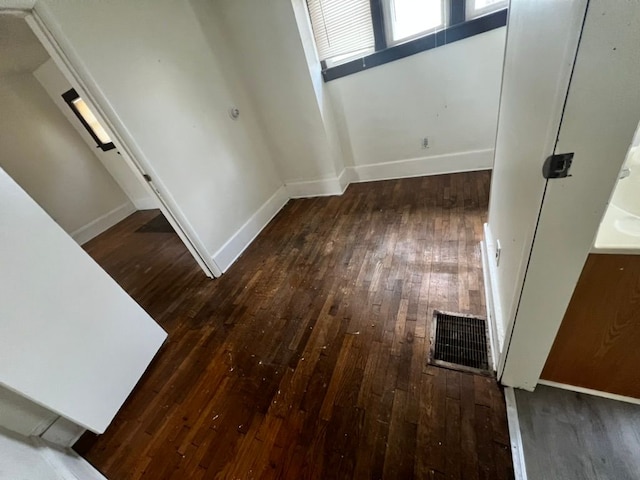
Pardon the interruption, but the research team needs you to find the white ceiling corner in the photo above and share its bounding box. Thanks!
[0,13,49,78]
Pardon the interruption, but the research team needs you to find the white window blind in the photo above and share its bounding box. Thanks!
[306,0,375,64]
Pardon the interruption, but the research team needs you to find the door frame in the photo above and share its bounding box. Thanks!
[4,5,223,278]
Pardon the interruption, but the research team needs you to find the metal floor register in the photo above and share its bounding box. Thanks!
[428,310,492,375]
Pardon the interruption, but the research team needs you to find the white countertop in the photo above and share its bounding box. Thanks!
[593,204,640,255]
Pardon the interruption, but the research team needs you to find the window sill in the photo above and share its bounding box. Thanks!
[322,9,507,82]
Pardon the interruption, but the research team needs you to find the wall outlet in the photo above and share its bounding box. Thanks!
[421,137,429,149]
[495,239,502,266]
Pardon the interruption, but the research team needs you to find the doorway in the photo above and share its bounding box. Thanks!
[0,9,221,278]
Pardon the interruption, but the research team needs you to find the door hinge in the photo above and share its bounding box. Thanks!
[543,153,574,179]
[142,174,152,182]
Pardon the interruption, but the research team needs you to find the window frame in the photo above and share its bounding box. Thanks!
[62,88,116,152]
[319,0,507,82]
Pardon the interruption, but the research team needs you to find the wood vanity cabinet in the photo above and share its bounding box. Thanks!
[541,254,640,399]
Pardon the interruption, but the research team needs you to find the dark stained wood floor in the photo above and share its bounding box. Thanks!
[78,171,513,479]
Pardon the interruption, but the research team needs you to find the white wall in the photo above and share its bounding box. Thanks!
[34,58,158,211]
[36,0,284,272]
[0,386,57,437]
[0,429,65,480]
[0,72,132,240]
[199,0,505,192]
[0,428,106,480]
[212,0,344,186]
[328,28,506,179]
[0,166,167,433]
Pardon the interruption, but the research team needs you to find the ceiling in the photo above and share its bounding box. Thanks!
[0,14,50,79]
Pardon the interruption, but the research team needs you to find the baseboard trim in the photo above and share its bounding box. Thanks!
[537,380,640,406]
[40,416,85,448]
[213,187,289,273]
[285,149,493,198]
[337,167,351,193]
[504,387,529,480]
[71,202,136,245]
[132,196,159,211]
[481,240,498,370]
[285,176,347,198]
[347,149,494,183]
[482,223,505,355]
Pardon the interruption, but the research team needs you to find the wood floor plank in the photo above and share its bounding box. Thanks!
[76,172,513,479]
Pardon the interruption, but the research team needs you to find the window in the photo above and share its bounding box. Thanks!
[384,0,446,45]
[466,0,508,20]
[62,88,115,152]
[306,0,508,81]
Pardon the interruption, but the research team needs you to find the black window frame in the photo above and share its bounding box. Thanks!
[62,88,116,152]
[320,0,507,82]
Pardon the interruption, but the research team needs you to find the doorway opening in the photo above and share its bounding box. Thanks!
[0,10,221,278]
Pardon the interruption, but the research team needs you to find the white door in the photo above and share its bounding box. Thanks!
[485,0,588,360]
[0,167,167,433]
[500,0,640,389]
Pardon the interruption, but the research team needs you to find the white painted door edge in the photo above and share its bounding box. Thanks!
[537,380,640,406]
[504,387,528,480]
[20,6,222,278]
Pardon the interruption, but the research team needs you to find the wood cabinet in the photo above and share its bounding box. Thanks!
[541,254,640,398]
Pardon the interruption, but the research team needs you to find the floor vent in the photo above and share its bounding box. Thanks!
[136,214,174,234]
[428,311,492,375]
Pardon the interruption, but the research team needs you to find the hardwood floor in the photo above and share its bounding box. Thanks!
[78,171,513,479]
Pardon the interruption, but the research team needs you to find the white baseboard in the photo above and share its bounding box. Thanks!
[213,186,289,273]
[504,387,529,480]
[337,167,351,193]
[285,175,348,198]
[346,149,494,183]
[132,196,159,211]
[71,202,136,245]
[40,417,85,448]
[537,380,640,406]
[285,149,493,198]
[480,240,498,371]
[0,386,59,437]
[33,437,107,480]
[482,223,506,355]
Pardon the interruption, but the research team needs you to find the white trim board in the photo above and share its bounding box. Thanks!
[133,196,160,211]
[285,173,349,198]
[504,387,529,480]
[213,186,289,273]
[482,223,506,355]
[71,202,136,246]
[285,149,494,199]
[347,149,493,183]
[480,240,498,370]
[537,380,640,406]
[40,416,85,448]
